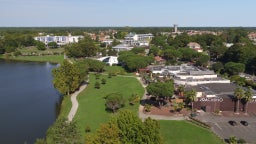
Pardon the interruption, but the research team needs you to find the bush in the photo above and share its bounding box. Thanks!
[13,50,21,57]
[101,78,106,84]
[144,104,151,112]
[95,73,101,79]
[95,81,100,89]
[85,126,91,133]
[128,94,140,105]
[108,73,112,78]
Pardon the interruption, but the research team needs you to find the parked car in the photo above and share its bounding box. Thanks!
[240,121,248,126]
[229,120,237,126]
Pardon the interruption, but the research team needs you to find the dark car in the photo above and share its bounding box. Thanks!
[240,121,249,126]
[229,120,237,126]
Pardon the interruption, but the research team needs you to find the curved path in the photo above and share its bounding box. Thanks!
[67,84,87,122]
[136,77,187,121]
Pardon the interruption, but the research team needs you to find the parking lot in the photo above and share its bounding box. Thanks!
[195,112,256,143]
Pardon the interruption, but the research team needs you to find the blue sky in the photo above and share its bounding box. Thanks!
[0,0,255,27]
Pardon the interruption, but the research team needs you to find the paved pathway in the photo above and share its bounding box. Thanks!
[67,84,87,122]
[136,77,186,121]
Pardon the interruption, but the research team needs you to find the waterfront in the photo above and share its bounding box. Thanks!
[0,60,61,144]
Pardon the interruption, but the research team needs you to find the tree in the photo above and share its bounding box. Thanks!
[196,54,210,67]
[47,41,58,48]
[85,121,121,144]
[115,110,163,144]
[65,36,97,58]
[105,93,125,113]
[36,41,46,50]
[46,118,81,144]
[234,87,245,114]
[243,87,253,114]
[149,46,160,56]
[142,117,163,144]
[52,60,81,95]
[184,89,197,111]
[78,59,105,72]
[146,81,174,107]
[87,110,163,144]
[224,62,245,76]
[131,47,145,54]
[212,62,224,74]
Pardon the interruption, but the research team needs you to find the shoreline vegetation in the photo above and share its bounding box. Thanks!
[0,54,64,64]
[0,46,65,64]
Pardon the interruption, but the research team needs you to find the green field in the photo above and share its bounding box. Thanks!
[104,66,134,76]
[18,46,64,54]
[159,120,224,144]
[0,55,64,63]
[74,74,144,135]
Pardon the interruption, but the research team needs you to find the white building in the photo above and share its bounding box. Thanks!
[149,64,230,86]
[112,44,134,52]
[34,34,84,46]
[98,56,118,66]
[124,33,154,46]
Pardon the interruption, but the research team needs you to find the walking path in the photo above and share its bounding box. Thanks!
[136,77,187,121]
[67,83,87,122]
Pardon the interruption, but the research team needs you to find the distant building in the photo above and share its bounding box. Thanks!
[248,32,256,42]
[97,56,118,66]
[112,44,133,52]
[174,24,178,33]
[187,42,203,53]
[34,34,84,46]
[124,33,154,46]
[224,43,234,48]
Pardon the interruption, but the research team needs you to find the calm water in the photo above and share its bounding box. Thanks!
[0,60,61,144]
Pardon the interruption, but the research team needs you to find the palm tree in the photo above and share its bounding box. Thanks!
[244,87,253,114]
[185,89,197,111]
[234,87,245,114]
[177,85,185,97]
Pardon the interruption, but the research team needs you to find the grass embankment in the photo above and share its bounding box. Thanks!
[0,47,64,63]
[74,73,144,136]
[159,120,224,144]
[57,95,72,119]
[0,55,64,63]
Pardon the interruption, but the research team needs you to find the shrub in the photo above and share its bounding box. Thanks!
[144,104,151,112]
[85,126,91,133]
[101,78,106,84]
[128,94,140,105]
[95,81,100,89]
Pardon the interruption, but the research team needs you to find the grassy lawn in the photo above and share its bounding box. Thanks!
[159,120,224,144]
[74,73,144,136]
[18,46,64,54]
[0,55,64,63]
[104,65,135,76]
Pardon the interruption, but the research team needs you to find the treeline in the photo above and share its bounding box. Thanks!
[150,28,256,75]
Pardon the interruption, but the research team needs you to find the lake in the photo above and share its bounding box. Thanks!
[0,60,61,144]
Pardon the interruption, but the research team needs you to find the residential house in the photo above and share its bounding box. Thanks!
[187,42,203,53]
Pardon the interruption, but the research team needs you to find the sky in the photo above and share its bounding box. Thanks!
[0,0,255,27]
